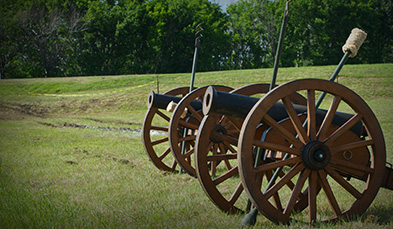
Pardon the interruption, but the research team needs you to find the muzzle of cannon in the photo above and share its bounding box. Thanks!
[203,86,259,119]
[203,86,363,136]
[147,90,202,111]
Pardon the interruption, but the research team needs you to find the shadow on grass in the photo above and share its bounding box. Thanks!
[361,203,393,225]
[282,201,393,227]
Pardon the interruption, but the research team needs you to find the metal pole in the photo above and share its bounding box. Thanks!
[242,2,292,225]
[180,24,203,174]
[189,39,200,92]
[315,51,350,108]
[189,24,203,93]
[270,0,292,91]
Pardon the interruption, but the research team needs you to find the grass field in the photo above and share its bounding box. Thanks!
[1,63,392,228]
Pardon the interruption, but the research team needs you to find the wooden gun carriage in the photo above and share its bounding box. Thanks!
[141,1,393,225]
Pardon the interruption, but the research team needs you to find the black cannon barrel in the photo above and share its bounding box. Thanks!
[147,90,202,111]
[203,86,363,136]
[203,86,259,119]
[203,86,306,121]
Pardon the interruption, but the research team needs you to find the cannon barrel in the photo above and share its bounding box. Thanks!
[203,86,259,119]
[203,86,363,136]
[203,86,306,122]
[147,90,202,111]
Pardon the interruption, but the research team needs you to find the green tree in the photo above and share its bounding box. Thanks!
[227,0,393,68]
[226,0,279,69]
[0,0,87,78]
[146,0,230,73]
[77,0,149,75]
[77,0,229,75]
[284,0,393,66]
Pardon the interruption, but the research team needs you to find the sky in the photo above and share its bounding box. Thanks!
[209,0,239,11]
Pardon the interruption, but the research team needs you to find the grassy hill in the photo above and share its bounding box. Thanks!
[1,63,392,228]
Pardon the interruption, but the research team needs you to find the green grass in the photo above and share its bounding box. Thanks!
[1,63,393,228]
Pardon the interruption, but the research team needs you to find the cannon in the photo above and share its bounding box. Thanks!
[142,85,232,174]
[141,23,234,175]
[144,82,278,177]
[197,77,393,219]
[168,83,277,177]
[195,84,310,213]
[192,1,393,225]
[236,78,392,224]
[142,86,190,172]
[142,25,280,178]
[141,0,393,225]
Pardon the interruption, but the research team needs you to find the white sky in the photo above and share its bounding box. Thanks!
[209,0,239,11]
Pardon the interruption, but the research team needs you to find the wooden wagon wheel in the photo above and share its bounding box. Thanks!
[142,87,190,172]
[238,79,386,224]
[195,83,311,213]
[168,85,233,177]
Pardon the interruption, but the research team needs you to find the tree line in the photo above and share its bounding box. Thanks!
[1,0,392,78]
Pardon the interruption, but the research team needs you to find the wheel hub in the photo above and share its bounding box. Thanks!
[301,141,331,170]
[210,125,228,143]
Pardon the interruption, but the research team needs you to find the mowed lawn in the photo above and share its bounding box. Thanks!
[0,63,392,228]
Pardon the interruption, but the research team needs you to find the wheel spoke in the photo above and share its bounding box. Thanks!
[183,147,194,158]
[222,141,238,154]
[178,119,199,130]
[254,157,301,174]
[262,114,304,149]
[308,170,318,223]
[189,140,195,148]
[210,131,238,145]
[229,182,244,206]
[207,141,214,151]
[277,170,302,195]
[171,159,177,172]
[158,147,171,160]
[307,89,317,141]
[218,143,232,170]
[152,137,168,146]
[186,104,203,122]
[324,113,362,146]
[264,163,304,199]
[252,139,301,156]
[213,166,239,186]
[210,160,217,177]
[317,95,342,142]
[273,192,283,212]
[330,157,374,175]
[331,139,374,155]
[212,142,218,156]
[226,116,243,132]
[324,165,363,199]
[210,143,218,177]
[207,153,237,161]
[282,96,310,144]
[283,168,310,218]
[156,109,170,122]
[178,135,196,142]
[318,169,342,218]
[266,170,283,211]
[227,129,240,135]
[150,126,168,132]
